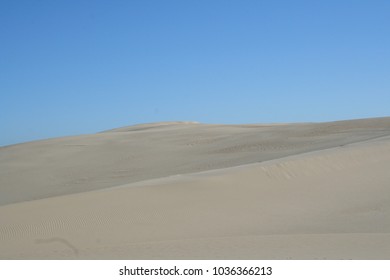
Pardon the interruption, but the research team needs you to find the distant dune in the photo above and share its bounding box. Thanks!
[1,117,390,259]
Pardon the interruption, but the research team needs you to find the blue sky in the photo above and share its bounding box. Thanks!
[1,0,389,146]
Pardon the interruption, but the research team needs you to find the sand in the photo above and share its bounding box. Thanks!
[1,117,390,259]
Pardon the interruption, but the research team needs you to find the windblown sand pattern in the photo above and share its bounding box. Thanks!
[1,117,390,259]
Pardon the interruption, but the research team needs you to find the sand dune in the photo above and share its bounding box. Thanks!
[1,117,390,259]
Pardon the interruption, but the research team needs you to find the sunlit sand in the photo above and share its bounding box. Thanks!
[1,117,390,259]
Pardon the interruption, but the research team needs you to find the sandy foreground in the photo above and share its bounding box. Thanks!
[0,117,390,259]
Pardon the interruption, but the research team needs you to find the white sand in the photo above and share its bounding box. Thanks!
[1,117,390,259]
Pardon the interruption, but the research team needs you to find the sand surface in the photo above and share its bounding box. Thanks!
[1,117,390,259]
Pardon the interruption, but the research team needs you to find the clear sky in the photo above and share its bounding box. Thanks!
[1,0,389,146]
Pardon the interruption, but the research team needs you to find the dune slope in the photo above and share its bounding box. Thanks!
[1,117,390,206]
[0,117,390,259]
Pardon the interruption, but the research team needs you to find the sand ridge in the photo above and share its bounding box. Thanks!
[0,117,390,259]
[1,117,390,206]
